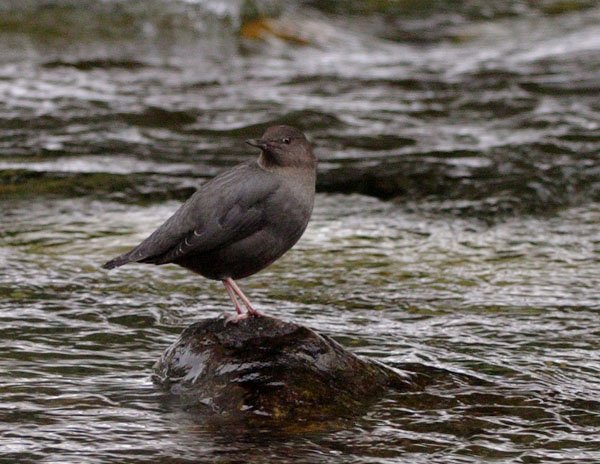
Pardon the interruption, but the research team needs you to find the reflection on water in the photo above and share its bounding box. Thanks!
[2,0,600,462]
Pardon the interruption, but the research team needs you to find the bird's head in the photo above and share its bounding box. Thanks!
[246,125,316,169]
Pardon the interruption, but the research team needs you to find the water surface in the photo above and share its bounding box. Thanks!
[1,1,600,462]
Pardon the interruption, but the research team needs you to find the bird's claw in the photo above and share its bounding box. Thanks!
[224,312,249,324]
[223,309,263,324]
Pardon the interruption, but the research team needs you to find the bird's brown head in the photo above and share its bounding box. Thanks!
[246,125,316,169]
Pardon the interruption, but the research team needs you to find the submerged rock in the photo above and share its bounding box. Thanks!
[153,316,411,422]
[316,142,600,216]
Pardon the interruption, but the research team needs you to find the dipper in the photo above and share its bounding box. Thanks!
[103,125,317,321]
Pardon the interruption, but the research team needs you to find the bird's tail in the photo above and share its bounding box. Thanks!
[102,253,133,270]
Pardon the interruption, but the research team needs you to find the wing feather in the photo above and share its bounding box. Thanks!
[102,161,280,269]
[145,201,267,264]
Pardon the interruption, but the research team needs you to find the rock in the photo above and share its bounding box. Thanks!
[0,169,197,203]
[317,149,492,202]
[153,316,412,422]
[316,142,600,216]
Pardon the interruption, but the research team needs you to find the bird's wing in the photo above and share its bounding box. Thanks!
[146,196,269,265]
[103,162,280,268]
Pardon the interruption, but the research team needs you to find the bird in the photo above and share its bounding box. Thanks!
[102,125,317,322]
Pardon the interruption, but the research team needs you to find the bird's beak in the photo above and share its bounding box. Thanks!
[245,138,269,150]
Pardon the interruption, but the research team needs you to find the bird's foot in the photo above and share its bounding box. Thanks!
[223,312,250,324]
[223,308,264,324]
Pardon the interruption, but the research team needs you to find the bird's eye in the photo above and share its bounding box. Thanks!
[281,137,291,144]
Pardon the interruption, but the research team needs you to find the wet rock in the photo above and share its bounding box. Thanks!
[240,17,311,45]
[119,107,198,128]
[153,316,411,422]
[0,170,141,199]
[186,110,342,138]
[317,150,484,201]
[42,59,149,70]
[316,142,600,217]
[0,169,196,204]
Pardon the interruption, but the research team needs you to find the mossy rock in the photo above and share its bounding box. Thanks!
[0,169,195,203]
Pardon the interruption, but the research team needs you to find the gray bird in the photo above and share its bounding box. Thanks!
[103,125,317,321]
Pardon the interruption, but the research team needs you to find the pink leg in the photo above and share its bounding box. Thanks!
[225,278,264,317]
[222,279,243,315]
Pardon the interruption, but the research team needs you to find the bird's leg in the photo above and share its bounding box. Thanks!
[223,279,243,317]
[225,278,264,317]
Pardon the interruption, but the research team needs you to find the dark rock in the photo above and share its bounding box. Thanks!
[316,143,600,217]
[317,151,478,200]
[119,107,198,128]
[42,59,149,70]
[185,110,342,138]
[0,169,197,204]
[153,316,412,422]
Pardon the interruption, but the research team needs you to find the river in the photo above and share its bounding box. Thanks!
[1,1,600,463]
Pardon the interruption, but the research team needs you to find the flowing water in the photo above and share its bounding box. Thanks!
[1,1,600,462]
